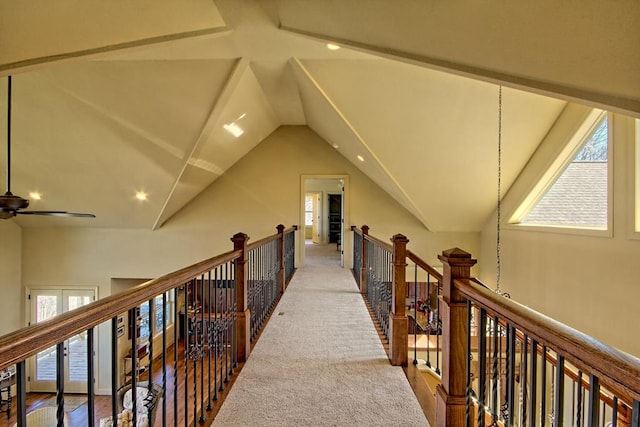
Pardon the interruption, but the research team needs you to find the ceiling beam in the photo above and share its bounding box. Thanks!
[281,26,640,119]
[289,58,431,231]
[0,27,232,76]
[152,58,249,230]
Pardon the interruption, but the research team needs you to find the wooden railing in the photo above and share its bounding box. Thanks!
[352,225,640,427]
[0,225,297,427]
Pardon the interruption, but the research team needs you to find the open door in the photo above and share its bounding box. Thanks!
[312,193,321,243]
[340,181,345,267]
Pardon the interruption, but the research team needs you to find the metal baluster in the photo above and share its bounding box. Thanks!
[232,261,238,371]
[225,261,230,383]
[56,342,65,427]
[477,309,487,427]
[16,361,26,427]
[213,267,220,399]
[435,285,441,375]
[587,374,600,427]
[173,287,179,427]
[111,317,119,422]
[633,400,640,427]
[426,279,432,369]
[207,271,213,411]
[611,397,618,427]
[183,284,190,427]
[529,339,538,427]
[520,335,533,427]
[412,263,418,365]
[162,292,167,425]
[466,300,473,427]
[130,307,138,427]
[199,274,205,423]
[505,325,516,426]
[554,356,565,426]
[577,371,584,427]
[491,315,499,425]
[541,345,547,427]
[87,327,95,426]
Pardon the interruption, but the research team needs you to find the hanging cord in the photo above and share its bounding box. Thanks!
[495,86,510,298]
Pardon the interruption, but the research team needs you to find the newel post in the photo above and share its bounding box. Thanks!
[389,233,409,366]
[277,224,286,295]
[435,248,477,427]
[232,232,251,363]
[360,225,369,295]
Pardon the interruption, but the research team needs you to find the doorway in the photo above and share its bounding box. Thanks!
[300,175,349,268]
[28,287,96,393]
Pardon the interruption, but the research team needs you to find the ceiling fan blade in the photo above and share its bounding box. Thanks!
[17,211,96,218]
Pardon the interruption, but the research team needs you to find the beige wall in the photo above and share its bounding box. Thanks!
[0,220,22,336]
[13,125,477,392]
[479,112,640,357]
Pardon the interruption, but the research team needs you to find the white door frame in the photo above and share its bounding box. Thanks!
[300,174,350,269]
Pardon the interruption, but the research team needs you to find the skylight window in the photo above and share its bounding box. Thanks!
[517,115,609,230]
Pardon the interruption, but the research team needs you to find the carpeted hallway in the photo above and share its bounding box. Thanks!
[212,242,429,426]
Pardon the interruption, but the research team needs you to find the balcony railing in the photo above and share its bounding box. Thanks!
[352,225,640,427]
[0,225,297,427]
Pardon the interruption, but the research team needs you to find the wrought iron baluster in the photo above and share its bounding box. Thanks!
[162,291,167,425]
[587,374,600,427]
[56,342,65,427]
[16,361,26,427]
[129,306,138,427]
[521,335,529,426]
[206,271,213,411]
[477,308,487,427]
[111,317,119,422]
[529,339,538,427]
[173,287,179,427]
[505,324,516,426]
[87,327,95,426]
[541,345,547,427]
[554,355,565,426]
[490,315,499,425]
[577,371,584,427]
[466,300,473,427]
[611,396,618,427]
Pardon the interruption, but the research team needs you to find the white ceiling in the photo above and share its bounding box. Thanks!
[0,0,574,231]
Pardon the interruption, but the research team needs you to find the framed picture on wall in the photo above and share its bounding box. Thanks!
[117,325,125,338]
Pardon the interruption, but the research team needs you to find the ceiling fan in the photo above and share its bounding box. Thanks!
[1,76,95,220]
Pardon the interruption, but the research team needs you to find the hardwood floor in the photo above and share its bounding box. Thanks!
[0,340,245,427]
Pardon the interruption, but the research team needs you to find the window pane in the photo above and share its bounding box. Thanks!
[523,117,608,228]
[305,212,313,226]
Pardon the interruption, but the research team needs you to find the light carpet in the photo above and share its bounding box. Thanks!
[213,244,429,426]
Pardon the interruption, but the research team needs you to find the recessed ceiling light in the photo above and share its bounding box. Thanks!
[357,155,365,162]
[223,122,244,138]
[135,191,147,201]
[29,192,41,200]
[327,43,340,51]
[332,143,339,149]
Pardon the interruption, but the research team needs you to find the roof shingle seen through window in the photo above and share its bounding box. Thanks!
[523,162,607,227]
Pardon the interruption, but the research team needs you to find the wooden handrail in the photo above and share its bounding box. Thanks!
[455,277,640,403]
[364,233,393,252]
[406,250,443,282]
[247,226,297,251]
[0,248,242,371]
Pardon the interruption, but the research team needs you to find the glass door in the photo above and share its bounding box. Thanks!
[29,288,95,393]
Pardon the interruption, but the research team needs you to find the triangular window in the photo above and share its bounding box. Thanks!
[518,115,609,229]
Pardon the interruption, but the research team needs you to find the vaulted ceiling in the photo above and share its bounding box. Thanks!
[0,0,637,231]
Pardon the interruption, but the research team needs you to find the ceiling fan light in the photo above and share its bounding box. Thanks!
[135,191,147,201]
